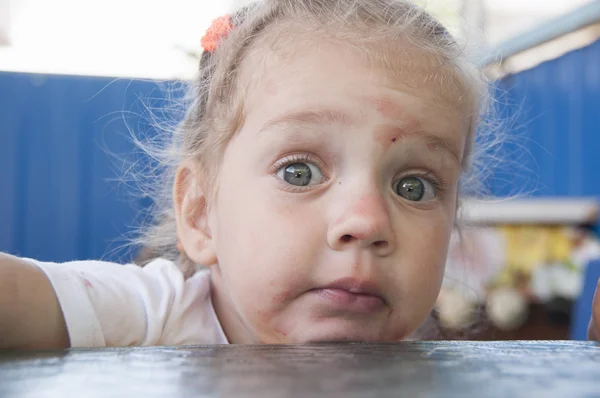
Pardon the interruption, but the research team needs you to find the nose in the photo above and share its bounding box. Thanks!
[327,193,395,256]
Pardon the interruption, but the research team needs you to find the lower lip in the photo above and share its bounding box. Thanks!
[312,288,386,313]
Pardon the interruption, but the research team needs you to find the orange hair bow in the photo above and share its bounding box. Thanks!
[201,15,233,53]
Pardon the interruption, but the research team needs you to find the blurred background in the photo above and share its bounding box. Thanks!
[1,0,599,341]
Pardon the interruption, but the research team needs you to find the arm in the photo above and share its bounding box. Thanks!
[0,253,69,350]
[589,282,600,340]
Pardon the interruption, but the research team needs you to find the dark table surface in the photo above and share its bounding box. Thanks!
[1,341,599,397]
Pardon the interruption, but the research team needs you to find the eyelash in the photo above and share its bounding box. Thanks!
[271,154,448,195]
[400,171,448,195]
[272,153,324,171]
[271,153,329,191]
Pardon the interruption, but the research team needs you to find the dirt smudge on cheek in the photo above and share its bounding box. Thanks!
[272,290,288,305]
[273,313,296,339]
[271,286,304,308]
[275,325,289,337]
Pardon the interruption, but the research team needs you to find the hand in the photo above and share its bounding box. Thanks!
[588,282,600,340]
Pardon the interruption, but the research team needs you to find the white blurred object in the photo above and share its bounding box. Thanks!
[530,265,555,302]
[530,233,600,302]
[443,227,506,302]
[231,0,255,7]
[553,266,583,299]
[572,236,600,270]
[483,0,595,46]
[461,198,599,225]
[437,289,477,330]
[0,0,10,46]
[486,288,529,331]
[0,0,234,78]
[461,0,486,50]
[531,264,583,301]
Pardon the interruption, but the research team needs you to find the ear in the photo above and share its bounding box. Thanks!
[173,162,218,266]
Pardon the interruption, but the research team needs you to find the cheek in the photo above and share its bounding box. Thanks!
[215,178,322,267]
[211,155,325,314]
[394,211,453,319]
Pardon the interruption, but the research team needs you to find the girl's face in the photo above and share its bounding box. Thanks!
[204,40,469,343]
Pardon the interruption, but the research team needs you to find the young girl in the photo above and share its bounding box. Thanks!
[2,0,599,349]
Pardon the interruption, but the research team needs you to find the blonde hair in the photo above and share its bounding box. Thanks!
[137,0,495,276]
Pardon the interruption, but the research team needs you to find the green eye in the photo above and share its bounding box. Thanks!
[278,163,324,187]
[393,176,435,201]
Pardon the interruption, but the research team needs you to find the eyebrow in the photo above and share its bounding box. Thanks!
[260,108,462,165]
[422,133,462,165]
[374,124,461,165]
[259,109,355,133]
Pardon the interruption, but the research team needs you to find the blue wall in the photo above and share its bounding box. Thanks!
[491,39,600,197]
[0,39,599,263]
[0,72,166,263]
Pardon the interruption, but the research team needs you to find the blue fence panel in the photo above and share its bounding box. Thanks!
[492,39,600,197]
[0,72,167,263]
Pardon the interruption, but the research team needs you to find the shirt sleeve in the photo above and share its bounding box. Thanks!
[27,258,227,348]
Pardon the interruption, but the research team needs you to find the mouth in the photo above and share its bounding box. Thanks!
[310,277,387,314]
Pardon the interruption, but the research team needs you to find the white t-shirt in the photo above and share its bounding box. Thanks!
[28,258,229,348]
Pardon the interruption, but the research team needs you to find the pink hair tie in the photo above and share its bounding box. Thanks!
[201,15,233,53]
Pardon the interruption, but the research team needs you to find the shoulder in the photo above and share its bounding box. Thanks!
[26,257,222,347]
[30,257,195,286]
[32,257,213,313]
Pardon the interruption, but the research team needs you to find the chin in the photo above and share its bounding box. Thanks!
[302,334,386,344]
[291,326,392,344]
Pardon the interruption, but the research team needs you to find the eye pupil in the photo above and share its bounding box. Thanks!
[395,177,425,201]
[284,163,312,186]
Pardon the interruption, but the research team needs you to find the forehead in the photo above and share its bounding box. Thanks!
[239,35,469,136]
[239,28,470,121]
